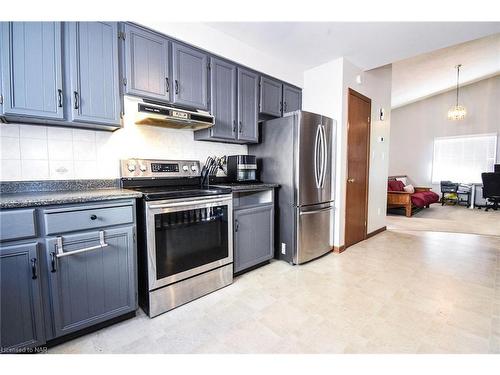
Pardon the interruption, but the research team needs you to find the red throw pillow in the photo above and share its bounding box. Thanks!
[388,180,405,192]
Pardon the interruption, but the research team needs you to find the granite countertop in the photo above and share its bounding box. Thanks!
[0,188,143,209]
[212,182,279,192]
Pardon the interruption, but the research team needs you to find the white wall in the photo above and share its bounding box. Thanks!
[0,96,246,181]
[389,74,500,190]
[142,22,304,87]
[302,58,392,247]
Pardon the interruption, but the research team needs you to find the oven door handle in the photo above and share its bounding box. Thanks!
[147,197,231,210]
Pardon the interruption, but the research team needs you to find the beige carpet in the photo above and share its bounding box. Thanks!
[387,205,500,236]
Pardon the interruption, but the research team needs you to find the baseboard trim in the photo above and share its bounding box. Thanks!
[366,226,387,239]
[333,245,346,253]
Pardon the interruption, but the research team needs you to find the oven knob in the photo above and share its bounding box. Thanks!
[127,163,136,172]
[182,165,189,172]
[191,165,197,172]
[139,164,147,172]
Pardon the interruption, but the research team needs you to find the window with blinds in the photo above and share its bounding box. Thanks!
[432,133,498,184]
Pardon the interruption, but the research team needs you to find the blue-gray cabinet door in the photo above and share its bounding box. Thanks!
[237,68,259,143]
[0,22,64,120]
[259,76,283,117]
[0,242,45,352]
[45,226,136,338]
[283,84,301,113]
[234,204,274,273]
[172,42,208,110]
[210,57,237,140]
[67,22,121,127]
[123,24,170,101]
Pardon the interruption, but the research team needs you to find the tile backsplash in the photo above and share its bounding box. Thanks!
[0,98,247,181]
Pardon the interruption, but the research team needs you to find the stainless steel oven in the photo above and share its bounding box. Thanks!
[145,194,233,291]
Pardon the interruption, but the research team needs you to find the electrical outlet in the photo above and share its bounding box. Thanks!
[281,243,286,255]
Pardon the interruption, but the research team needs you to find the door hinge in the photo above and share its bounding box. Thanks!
[118,31,126,40]
[122,77,127,86]
[207,62,211,70]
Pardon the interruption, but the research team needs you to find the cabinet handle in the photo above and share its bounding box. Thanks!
[57,89,63,108]
[239,120,242,133]
[235,219,239,232]
[50,252,57,273]
[31,258,38,280]
[284,102,287,112]
[165,77,169,93]
[175,80,179,95]
[280,101,283,112]
[90,214,97,220]
[232,120,236,133]
[73,91,79,110]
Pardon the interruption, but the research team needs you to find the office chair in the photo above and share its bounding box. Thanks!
[481,172,500,211]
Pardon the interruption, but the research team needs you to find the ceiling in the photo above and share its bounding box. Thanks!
[392,33,500,108]
[206,22,500,71]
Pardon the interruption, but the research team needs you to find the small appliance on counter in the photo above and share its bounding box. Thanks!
[226,155,258,182]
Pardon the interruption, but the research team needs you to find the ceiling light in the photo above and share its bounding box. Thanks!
[447,64,467,121]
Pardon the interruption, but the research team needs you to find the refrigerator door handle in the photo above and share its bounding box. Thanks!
[319,124,328,188]
[299,205,334,215]
[314,125,321,189]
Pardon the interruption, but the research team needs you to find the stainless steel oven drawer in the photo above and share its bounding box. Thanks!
[43,203,134,235]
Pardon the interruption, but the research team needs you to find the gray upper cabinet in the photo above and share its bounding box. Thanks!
[123,24,170,101]
[45,226,136,338]
[67,22,121,127]
[0,22,64,120]
[1,242,45,351]
[234,204,274,273]
[283,84,302,113]
[209,57,237,140]
[237,68,259,143]
[172,43,208,110]
[259,76,283,117]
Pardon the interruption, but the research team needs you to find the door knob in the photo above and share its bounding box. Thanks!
[347,178,355,183]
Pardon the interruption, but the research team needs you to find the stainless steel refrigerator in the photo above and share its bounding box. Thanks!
[249,110,336,264]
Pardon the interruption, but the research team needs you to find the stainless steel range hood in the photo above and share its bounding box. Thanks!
[134,100,214,130]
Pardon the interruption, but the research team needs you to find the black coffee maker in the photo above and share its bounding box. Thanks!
[226,155,258,182]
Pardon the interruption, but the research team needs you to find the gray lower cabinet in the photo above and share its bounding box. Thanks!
[283,84,302,113]
[172,42,208,110]
[66,22,121,127]
[259,76,283,117]
[45,226,136,338]
[234,204,274,274]
[0,242,46,352]
[237,68,259,143]
[123,24,170,102]
[0,22,64,120]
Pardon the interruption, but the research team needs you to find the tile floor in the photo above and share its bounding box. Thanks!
[49,229,500,354]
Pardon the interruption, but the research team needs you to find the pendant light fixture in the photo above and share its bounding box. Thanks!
[447,64,467,120]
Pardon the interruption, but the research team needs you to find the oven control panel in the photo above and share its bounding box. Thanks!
[120,159,200,178]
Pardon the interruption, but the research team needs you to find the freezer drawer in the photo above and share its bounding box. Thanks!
[295,203,334,264]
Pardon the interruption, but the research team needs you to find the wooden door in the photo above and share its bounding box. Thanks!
[46,227,136,338]
[1,22,64,120]
[237,68,259,143]
[210,57,237,140]
[283,84,301,113]
[68,22,121,127]
[259,76,282,117]
[172,42,208,110]
[124,24,170,101]
[345,88,371,249]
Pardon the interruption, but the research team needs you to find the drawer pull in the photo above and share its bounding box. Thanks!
[90,214,97,220]
[56,230,109,258]
[31,258,38,279]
